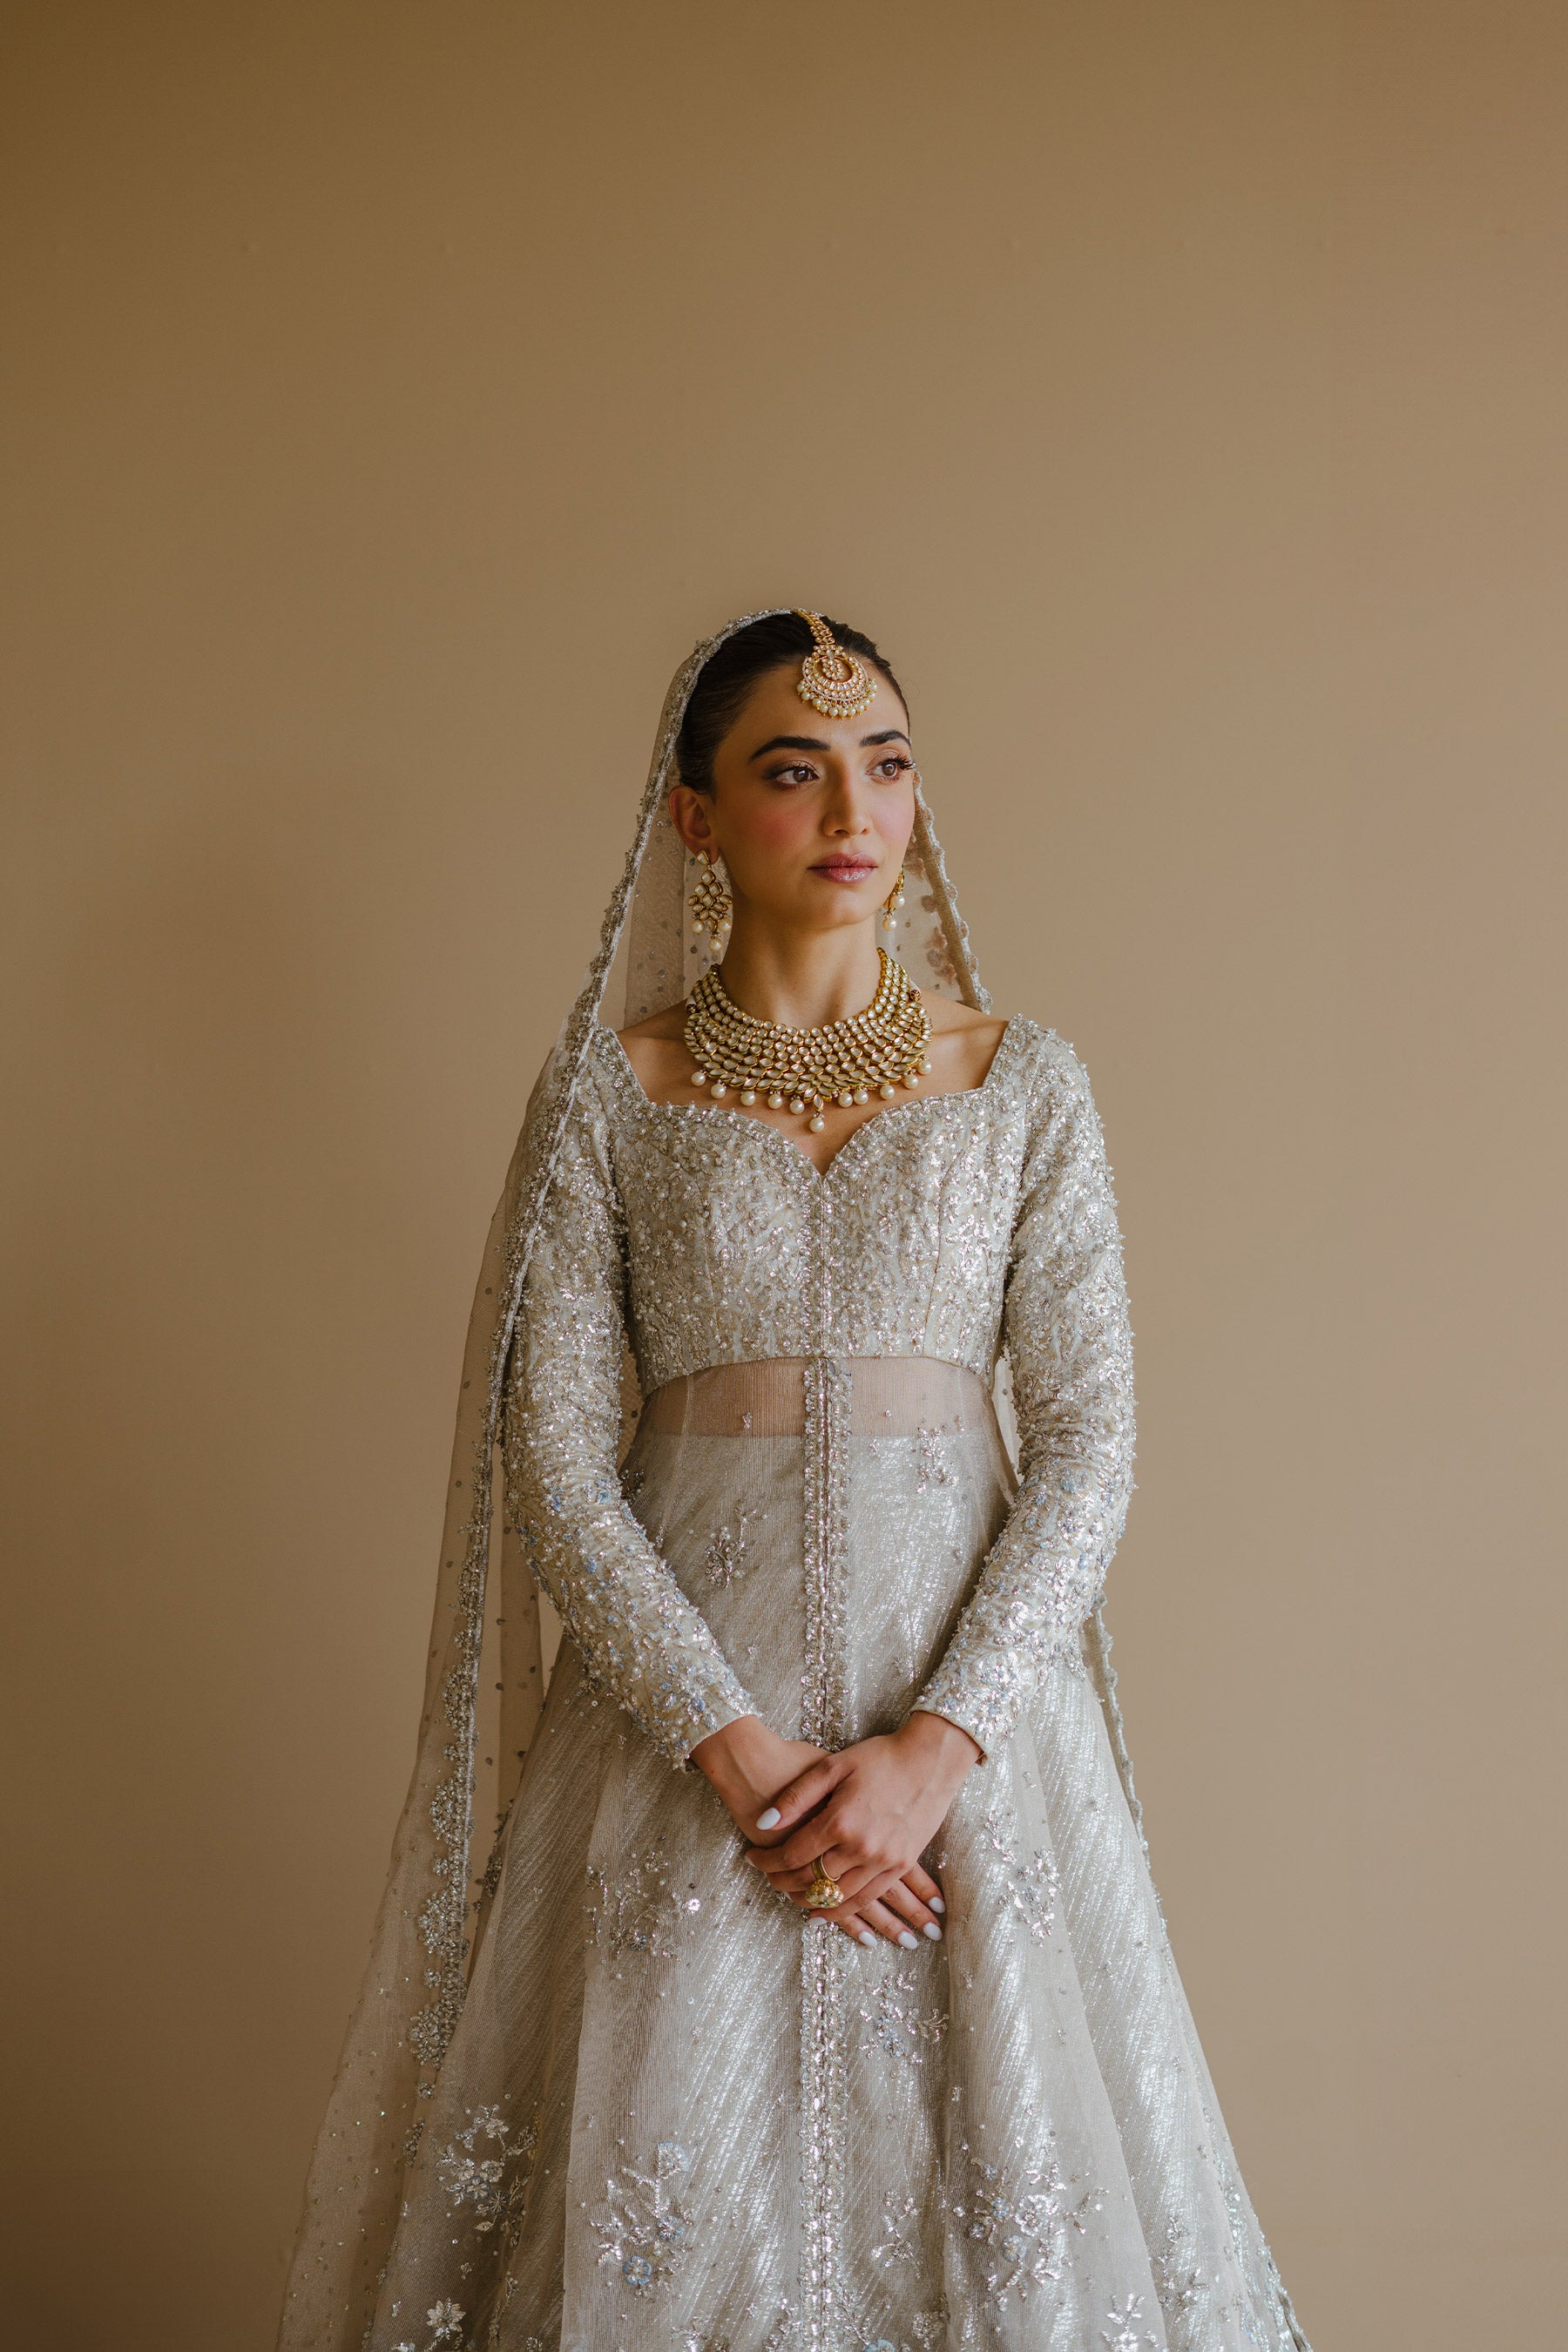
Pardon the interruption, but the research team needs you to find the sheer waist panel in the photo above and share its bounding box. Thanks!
[638,1356,998,1438]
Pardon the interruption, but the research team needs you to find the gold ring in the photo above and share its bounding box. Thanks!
[801,1856,843,1909]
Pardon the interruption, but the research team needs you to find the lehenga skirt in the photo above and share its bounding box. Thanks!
[362,1358,1302,2352]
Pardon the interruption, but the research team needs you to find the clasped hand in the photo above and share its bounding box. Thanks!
[690,1710,982,1948]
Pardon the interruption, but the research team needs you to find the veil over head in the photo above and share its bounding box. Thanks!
[279,611,1142,2349]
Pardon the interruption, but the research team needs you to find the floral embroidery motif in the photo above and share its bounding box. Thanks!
[591,2139,695,2294]
[435,2105,537,2235]
[705,1506,762,1586]
[979,1803,1061,1942]
[392,2300,468,2352]
[952,2149,1104,2315]
[855,2308,952,2352]
[1152,2214,1215,2347]
[585,1835,700,1959]
[856,1962,949,2065]
[1101,2295,1160,2350]
[869,2193,921,2267]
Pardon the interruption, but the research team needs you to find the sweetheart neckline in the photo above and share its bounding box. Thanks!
[598,1015,1024,1183]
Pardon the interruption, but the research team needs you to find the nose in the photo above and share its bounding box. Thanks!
[822,762,873,835]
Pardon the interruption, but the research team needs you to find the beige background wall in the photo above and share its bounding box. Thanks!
[3,3,1563,2345]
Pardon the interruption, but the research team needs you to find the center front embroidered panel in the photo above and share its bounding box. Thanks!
[357,1021,1306,2352]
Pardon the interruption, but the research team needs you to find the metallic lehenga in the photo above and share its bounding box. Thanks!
[276,615,1311,2352]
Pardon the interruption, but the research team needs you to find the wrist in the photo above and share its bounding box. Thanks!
[689,1712,779,1797]
[899,1707,983,1784]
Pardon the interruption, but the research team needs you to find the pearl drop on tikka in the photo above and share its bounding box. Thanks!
[740,1088,756,1105]
[767,1092,784,1110]
[878,1083,896,1100]
[808,1115,826,1132]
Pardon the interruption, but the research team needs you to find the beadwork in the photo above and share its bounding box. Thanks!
[683,950,934,1132]
[794,608,877,719]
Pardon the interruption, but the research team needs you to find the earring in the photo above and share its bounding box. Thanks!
[691,851,733,950]
[880,868,908,933]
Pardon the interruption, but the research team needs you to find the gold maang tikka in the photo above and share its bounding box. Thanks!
[794,610,877,720]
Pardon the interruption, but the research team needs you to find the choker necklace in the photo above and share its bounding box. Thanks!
[684,951,934,1134]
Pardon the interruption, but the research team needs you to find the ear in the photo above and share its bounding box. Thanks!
[666,784,718,859]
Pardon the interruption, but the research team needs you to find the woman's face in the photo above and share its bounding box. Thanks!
[669,663,917,936]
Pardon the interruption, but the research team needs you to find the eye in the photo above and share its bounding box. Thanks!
[762,762,818,787]
[871,754,914,780]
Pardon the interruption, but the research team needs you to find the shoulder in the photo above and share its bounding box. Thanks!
[612,1000,689,1101]
[917,991,1010,1094]
[997,1018,1105,1139]
[617,999,687,1045]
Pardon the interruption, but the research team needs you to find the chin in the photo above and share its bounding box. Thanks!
[800,891,882,930]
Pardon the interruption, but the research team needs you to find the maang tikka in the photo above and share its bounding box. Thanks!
[794,610,877,720]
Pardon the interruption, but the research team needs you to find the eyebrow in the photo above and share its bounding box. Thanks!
[747,727,911,761]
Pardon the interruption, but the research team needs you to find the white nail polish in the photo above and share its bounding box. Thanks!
[898,1929,918,1949]
[929,1895,946,1913]
[755,1806,781,1830]
[857,1930,875,1947]
[923,1921,943,1940]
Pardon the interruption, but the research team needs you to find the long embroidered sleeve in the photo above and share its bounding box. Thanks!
[501,1087,757,1767]
[912,1043,1136,1757]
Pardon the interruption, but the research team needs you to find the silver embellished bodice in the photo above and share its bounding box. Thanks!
[599,1017,1031,1391]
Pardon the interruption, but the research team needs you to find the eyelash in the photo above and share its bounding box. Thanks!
[764,754,913,786]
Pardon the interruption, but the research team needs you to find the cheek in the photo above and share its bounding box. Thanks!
[873,796,916,860]
[732,801,818,860]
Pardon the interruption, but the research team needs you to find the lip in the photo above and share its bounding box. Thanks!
[809,858,881,883]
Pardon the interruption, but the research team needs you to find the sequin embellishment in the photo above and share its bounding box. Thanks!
[391,2301,467,2351]
[980,1803,1062,1942]
[955,2150,1105,2316]
[435,2105,537,2235]
[857,1963,950,2065]
[591,2139,696,2295]
[585,1835,700,1959]
[1101,2295,1161,2350]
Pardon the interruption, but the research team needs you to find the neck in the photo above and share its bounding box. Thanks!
[716,915,885,1028]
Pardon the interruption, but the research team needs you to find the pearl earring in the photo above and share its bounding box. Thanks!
[880,868,908,932]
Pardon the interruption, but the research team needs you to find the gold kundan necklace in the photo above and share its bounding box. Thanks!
[684,950,934,1134]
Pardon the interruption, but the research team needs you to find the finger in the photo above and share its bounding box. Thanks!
[832,1908,881,1948]
[747,1843,849,1890]
[901,1858,946,1914]
[880,1876,943,1941]
[745,1823,855,1876]
[764,1862,831,1898]
[775,1859,882,1907]
[855,1893,923,1947]
[752,1757,844,1836]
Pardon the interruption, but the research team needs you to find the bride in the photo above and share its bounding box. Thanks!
[278,612,1311,2352]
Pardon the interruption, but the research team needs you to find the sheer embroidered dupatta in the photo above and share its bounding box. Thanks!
[275,611,1145,2350]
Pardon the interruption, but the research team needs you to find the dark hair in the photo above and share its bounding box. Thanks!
[676,612,907,794]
